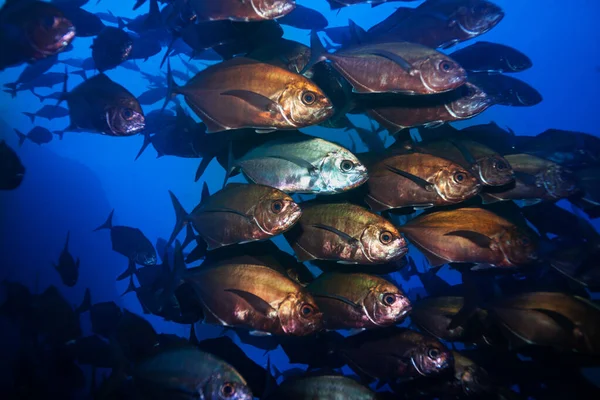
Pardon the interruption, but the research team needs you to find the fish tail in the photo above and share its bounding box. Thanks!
[76,288,92,314]
[301,31,328,75]
[13,129,27,147]
[166,190,189,248]
[58,66,69,106]
[64,231,71,251]
[30,89,45,102]
[22,112,36,124]
[117,259,137,281]
[222,140,234,189]
[120,274,137,296]
[117,17,127,30]
[72,69,87,81]
[94,209,114,232]
[181,223,196,250]
[135,131,153,161]
[162,59,181,112]
[4,82,17,98]
[195,156,212,182]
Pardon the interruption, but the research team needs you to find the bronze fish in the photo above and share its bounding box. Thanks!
[183,263,323,336]
[266,375,377,400]
[365,152,481,211]
[166,57,333,133]
[190,0,296,22]
[167,183,302,251]
[284,202,407,264]
[307,272,411,329]
[398,207,538,268]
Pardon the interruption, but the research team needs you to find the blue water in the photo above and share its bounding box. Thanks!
[1,0,599,396]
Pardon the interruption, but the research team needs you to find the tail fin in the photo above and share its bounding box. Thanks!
[222,141,234,188]
[195,156,213,182]
[31,89,46,102]
[58,66,69,106]
[301,31,328,75]
[72,69,87,80]
[94,209,114,231]
[4,82,17,98]
[135,131,153,160]
[76,288,92,314]
[121,274,137,296]
[14,129,27,147]
[117,17,127,30]
[64,231,71,251]
[22,112,36,123]
[166,191,189,247]
[117,259,137,281]
[348,19,367,44]
[200,181,210,204]
[182,223,196,250]
[162,59,181,111]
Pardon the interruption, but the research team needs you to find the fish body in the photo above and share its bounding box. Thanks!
[450,41,532,73]
[266,375,377,400]
[53,231,80,287]
[183,263,322,335]
[398,207,538,268]
[14,126,53,146]
[190,0,296,22]
[285,202,407,264]
[91,27,133,72]
[365,152,481,210]
[468,73,542,106]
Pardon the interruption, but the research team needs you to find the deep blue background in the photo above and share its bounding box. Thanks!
[1,0,599,391]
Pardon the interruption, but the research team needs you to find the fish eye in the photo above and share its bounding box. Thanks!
[383,293,396,305]
[519,237,531,246]
[440,61,454,72]
[121,108,135,120]
[221,383,235,397]
[271,200,284,214]
[301,304,314,317]
[494,159,508,170]
[340,160,355,172]
[454,172,466,183]
[42,16,56,29]
[379,231,394,245]
[428,348,441,359]
[301,91,317,105]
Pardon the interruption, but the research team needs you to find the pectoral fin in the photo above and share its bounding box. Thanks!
[221,90,278,112]
[444,230,493,248]
[202,207,251,220]
[225,289,277,316]
[312,224,359,244]
[385,164,433,191]
[312,293,361,309]
[268,155,318,175]
[365,49,415,74]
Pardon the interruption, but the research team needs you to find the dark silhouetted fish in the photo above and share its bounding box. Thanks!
[91,27,133,72]
[59,4,105,37]
[450,41,532,73]
[14,126,54,146]
[22,104,70,123]
[3,72,66,98]
[278,4,328,30]
[52,231,80,287]
[468,73,542,106]
[0,140,25,190]
[3,54,58,95]
[189,0,296,22]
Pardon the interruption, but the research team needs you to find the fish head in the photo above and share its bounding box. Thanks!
[252,0,296,20]
[105,104,145,136]
[419,55,466,93]
[280,80,334,127]
[543,165,581,199]
[366,283,412,326]
[475,155,514,186]
[434,164,481,202]
[204,377,253,400]
[360,223,407,263]
[411,339,453,377]
[448,82,494,119]
[255,191,302,235]
[458,364,493,396]
[454,0,504,37]
[27,6,76,57]
[498,226,538,266]
[320,149,368,192]
[278,292,323,336]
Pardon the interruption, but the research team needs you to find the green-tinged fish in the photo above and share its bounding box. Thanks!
[165,57,333,133]
[307,272,411,329]
[134,347,252,400]
[229,133,368,194]
[182,263,323,335]
[403,139,514,187]
[340,327,453,381]
[167,183,302,251]
[265,375,378,400]
[365,152,481,211]
[284,202,407,265]
[481,154,580,204]
[490,292,600,355]
[398,207,538,268]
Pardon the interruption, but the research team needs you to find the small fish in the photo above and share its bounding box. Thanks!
[450,41,532,73]
[278,4,328,31]
[22,105,70,123]
[468,73,542,106]
[91,27,133,72]
[14,126,54,146]
[0,140,26,190]
[189,0,296,22]
[53,231,80,287]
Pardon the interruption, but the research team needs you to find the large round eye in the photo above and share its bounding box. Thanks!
[383,293,396,305]
[121,108,134,120]
[42,16,56,29]
[301,91,316,105]
[428,348,441,359]
[440,61,454,72]
[271,200,284,214]
[453,172,467,183]
[301,304,314,317]
[379,231,394,245]
[518,237,531,246]
[340,160,355,172]
[494,159,508,170]
[221,383,235,398]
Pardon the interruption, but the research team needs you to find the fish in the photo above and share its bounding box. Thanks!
[91,27,133,72]
[52,231,80,287]
[59,4,105,37]
[189,0,296,22]
[182,263,323,335]
[89,301,123,338]
[167,183,302,252]
[137,86,167,106]
[450,41,532,73]
[340,327,453,381]
[367,81,494,132]
[468,73,543,107]
[307,32,467,95]
[94,209,157,271]
[34,285,83,344]
[570,166,600,219]
[481,154,580,203]
[59,72,145,136]
[165,57,333,133]
[0,1,75,70]
[307,272,411,329]
[278,4,328,31]
[228,132,368,194]
[365,152,481,211]
[398,207,539,268]
[284,202,407,264]
[327,0,415,10]
[265,375,378,400]
[0,140,26,190]
[3,72,66,98]
[406,138,515,186]
[546,238,600,290]
[3,54,58,95]
[134,347,253,400]
[246,38,311,74]
[22,105,70,123]
[14,126,54,146]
